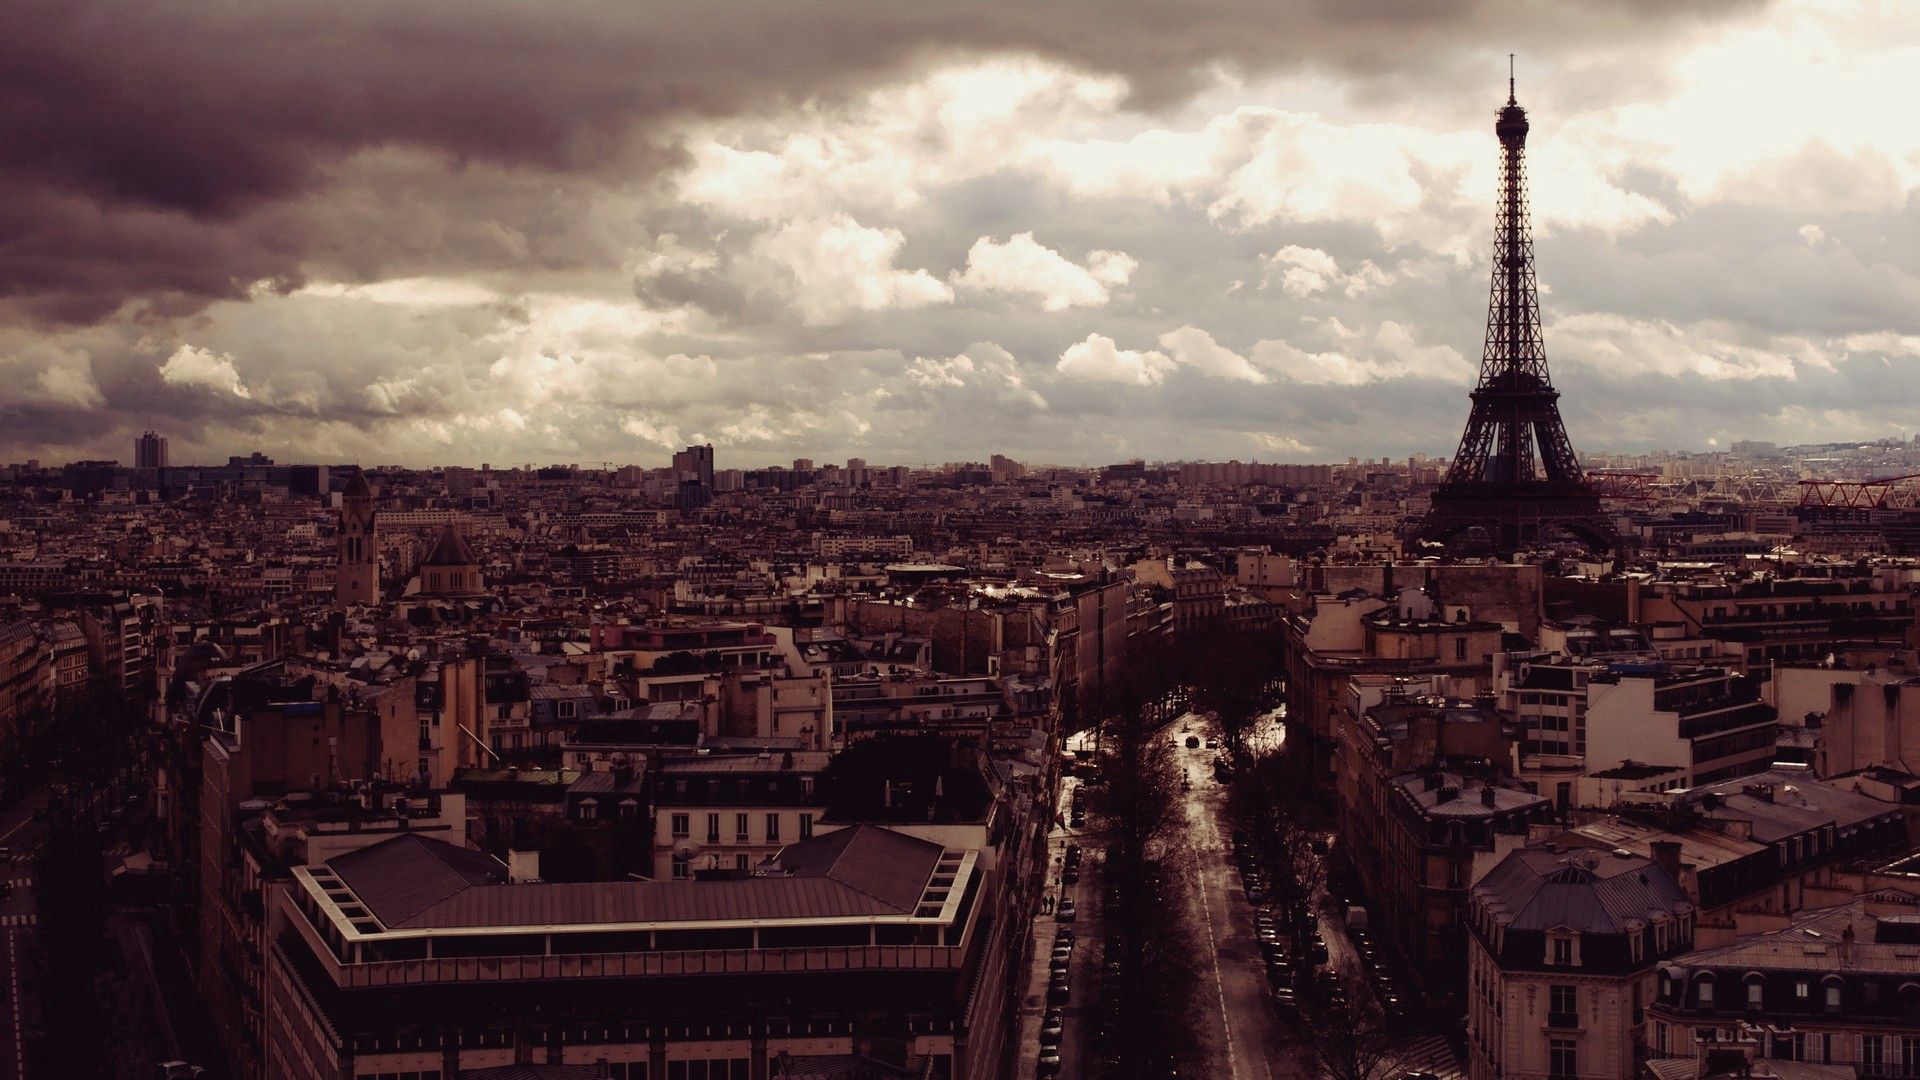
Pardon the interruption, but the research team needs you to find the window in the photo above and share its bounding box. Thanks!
[1552,936,1574,965]
[799,813,814,839]
[1455,637,1468,661]
[608,1064,648,1080]
[736,813,750,842]
[706,813,720,844]
[1826,981,1842,1012]
[671,853,690,880]
[1549,1038,1576,1079]
[736,854,750,870]
[670,813,690,839]
[1796,980,1809,1002]
[766,813,780,843]
[1862,1035,1885,1075]
[1550,984,1577,1026]
[1747,979,1764,1009]
[1697,978,1715,1007]
[557,700,577,720]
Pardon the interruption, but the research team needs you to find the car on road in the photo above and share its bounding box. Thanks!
[1270,987,1299,1017]
[1040,1008,1064,1045]
[1056,898,1077,922]
[1054,927,1075,946]
[1037,1045,1062,1076]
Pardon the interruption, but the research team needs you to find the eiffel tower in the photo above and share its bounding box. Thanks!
[1419,68,1614,555]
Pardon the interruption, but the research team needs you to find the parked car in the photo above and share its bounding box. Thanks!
[1057,898,1077,922]
[1271,987,1299,1017]
[1040,1008,1064,1045]
[1048,975,1071,1005]
[1063,865,1079,884]
[1205,737,1219,749]
[1037,1045,1063,1076]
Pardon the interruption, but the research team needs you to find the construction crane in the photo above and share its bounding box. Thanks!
[1797,473,1920,509]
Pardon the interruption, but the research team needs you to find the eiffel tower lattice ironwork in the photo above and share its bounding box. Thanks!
[1419,70,1614,555]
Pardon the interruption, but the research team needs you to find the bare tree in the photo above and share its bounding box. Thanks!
[1310,996,1411,1080]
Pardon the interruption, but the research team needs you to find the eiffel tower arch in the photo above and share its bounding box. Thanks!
[1418,73,1615,556]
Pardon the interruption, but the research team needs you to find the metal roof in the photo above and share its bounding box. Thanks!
[1473,846,1692,933]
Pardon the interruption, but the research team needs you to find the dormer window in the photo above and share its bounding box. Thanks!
[1697,974,1716,1007]
[1549,932,1579,967]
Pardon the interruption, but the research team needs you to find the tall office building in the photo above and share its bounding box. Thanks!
[672,443,715,488]
[135,430,169,469]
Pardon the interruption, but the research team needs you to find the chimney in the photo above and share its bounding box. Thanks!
[507,848,541,883]
[1651,839,1683,885]
[1482,786,1497,808]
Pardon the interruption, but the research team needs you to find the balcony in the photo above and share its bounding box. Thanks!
[1548,1012,1581,1030]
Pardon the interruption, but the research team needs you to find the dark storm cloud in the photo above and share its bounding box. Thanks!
[1,0,1756,322]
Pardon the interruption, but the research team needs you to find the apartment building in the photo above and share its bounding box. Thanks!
[652,752,829,879]
[1646,894,1920,1075]
[265,825,1003,1080]
[1583,667,1778,787]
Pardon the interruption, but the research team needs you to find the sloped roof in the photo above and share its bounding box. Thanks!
[1473,846,1692,933]
[323,826,945,931]
[340,468,372,498]
[772,824,943,913]
[423,523,475,566]
[326,833,504,926]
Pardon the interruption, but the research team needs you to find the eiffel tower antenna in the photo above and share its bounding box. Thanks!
[1416,73,1615,555]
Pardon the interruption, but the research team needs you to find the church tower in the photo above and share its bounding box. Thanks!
[336,468,380,607]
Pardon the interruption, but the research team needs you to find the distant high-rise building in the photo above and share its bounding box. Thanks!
[335,468,379,607]
[672,443,715,488]
[792,458,814,472]
[134,430,168,469]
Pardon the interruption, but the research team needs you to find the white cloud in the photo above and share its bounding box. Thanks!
[620,414,685,448]
[296,277,500,307]
[1549,314,1815,381]
[1798,223,1827,246]
[34,362,103,408]
[742,215,953,325]
[1157,325,1269,383]
[1055,333,1174,386]
[1244,318,1469,385]
[954,233,1136,311]
[160,344,252,399]
[1262,246,1393,298]
[1252,433,1313,455]
[904,344,1049,409]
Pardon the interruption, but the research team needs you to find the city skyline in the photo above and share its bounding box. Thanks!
[6,1,1919,469]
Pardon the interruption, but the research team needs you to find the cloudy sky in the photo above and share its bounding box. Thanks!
[5,0,1919,468]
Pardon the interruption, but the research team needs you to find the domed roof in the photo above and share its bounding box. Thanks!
[423,523,475,567]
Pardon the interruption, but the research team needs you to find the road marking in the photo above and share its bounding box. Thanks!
[9,928,21,1080]
[1192,802,1249,1080]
